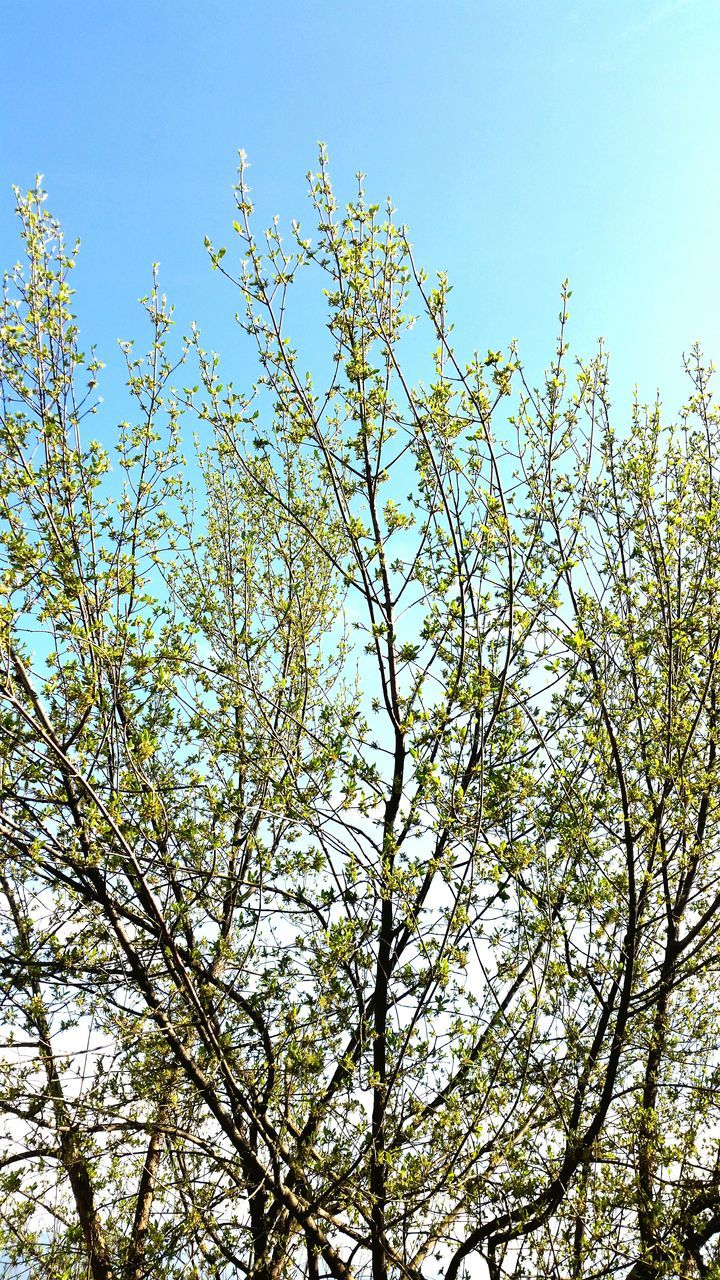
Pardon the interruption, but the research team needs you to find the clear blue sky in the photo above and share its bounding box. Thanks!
[2,0,719,418]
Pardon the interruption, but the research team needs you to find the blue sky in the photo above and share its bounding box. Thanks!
[1,0,719,419]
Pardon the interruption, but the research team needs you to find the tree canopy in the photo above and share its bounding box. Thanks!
[2,153,720,1280]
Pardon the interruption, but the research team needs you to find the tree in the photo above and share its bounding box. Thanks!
[2,151,720,1280]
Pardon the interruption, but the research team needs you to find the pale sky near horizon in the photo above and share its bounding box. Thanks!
[1,0,720,425]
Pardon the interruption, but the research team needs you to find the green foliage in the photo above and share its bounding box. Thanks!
[2,158,720,1280]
